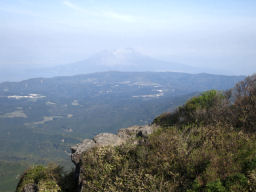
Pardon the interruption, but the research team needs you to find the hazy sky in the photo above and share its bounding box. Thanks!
[0,0,256,75]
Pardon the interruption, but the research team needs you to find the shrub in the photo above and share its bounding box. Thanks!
[78,122,256,191]
[16,164,77,192]
[153,90,227,127]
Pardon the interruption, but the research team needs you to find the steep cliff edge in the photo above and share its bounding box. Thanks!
[71,125,159,192]
[71,125,156,164]
[16,125,159,192]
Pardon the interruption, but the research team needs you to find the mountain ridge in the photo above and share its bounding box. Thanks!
[0,49,210,82]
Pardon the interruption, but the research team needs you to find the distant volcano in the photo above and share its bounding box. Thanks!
[47,48,199,76]
[0,48,201,82]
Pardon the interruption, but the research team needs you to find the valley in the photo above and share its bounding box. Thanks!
[0,71,244,191]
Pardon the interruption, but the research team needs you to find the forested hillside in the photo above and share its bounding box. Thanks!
[0,72,243,191]
[16,74,256,192]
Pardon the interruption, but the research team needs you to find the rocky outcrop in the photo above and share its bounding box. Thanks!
[71,133,125,165]
[71,125,157,165]
[94,133,125,147]
[71,139,96,164]
[117,125,155,140]
[70,124,158,192]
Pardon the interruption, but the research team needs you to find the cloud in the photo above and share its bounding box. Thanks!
[103,11,136,22]
[63,0,136,22]
[63,1,83,12]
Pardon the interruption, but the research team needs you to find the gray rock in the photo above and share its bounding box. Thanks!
[118,125,156,140]
[71,125,158,165]
[70,124,159,192]
[71,139,96,164]
[93,133,125,147]
[71,134,125,164]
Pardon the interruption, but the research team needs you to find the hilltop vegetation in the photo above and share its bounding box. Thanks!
[74,75,256,192]
[16,165,77,192]
[16,74,256,192]
[0,72,243,191]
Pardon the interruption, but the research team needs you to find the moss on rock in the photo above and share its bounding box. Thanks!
[16,165,62,192]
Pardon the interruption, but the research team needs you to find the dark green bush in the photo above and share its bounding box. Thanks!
[153,90,227,127]
[16,165,77,192]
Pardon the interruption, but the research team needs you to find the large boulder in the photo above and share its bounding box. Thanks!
[118,125,156,140]
[71,125,158,166]
[93,133,125,147]
[70,124,158,192]
[71,139,96,164]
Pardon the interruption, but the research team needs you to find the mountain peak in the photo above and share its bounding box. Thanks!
[89,48,141,67]
[16,48,200,79]
[112,48,137,56]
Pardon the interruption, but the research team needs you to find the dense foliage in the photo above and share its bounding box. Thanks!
[16,74,256,191]
[80,125,256,192]
[154,75,256,132]
[78,75,256,191]
[5,71,235,191]
[16,165,77,192]
[153,89,227,126]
